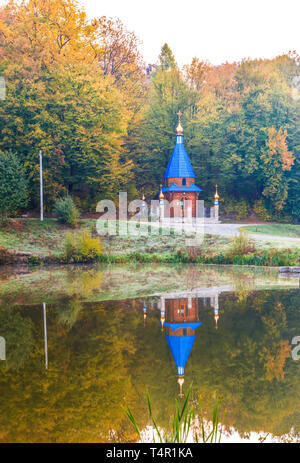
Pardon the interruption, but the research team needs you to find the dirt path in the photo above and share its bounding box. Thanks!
[205,223,300,242]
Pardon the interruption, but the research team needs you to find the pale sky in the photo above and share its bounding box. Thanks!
[81,0,299,66]
[0,0,298,66]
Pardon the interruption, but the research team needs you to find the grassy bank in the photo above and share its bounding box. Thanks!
[0,218,299,267]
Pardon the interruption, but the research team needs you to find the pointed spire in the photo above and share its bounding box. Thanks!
[178,376,184,398]
[176,110,183,135]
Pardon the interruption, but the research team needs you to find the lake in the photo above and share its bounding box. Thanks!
[0,264,300,443]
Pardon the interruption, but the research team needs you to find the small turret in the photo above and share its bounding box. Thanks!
[160,314,165,332]
[214,185,219,204]
[143,305,147,326]
[214,309,219,330]
[159,184,164,201]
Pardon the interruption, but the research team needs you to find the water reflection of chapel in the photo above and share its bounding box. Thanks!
[155,286,231,397]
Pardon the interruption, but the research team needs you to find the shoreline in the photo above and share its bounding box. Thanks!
[0,250,299,269]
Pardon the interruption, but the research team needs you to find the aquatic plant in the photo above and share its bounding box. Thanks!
[123,385,224,443]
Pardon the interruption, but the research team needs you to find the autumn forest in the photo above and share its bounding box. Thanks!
[0,0,300,222]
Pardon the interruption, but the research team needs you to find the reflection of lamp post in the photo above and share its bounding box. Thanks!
[43,302,48,370]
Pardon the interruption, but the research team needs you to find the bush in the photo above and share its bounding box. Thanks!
[229,231,256,256]
[253,200,271,221]
[64,230,103,262]
[224,199,250,220]
[54,196,79,227]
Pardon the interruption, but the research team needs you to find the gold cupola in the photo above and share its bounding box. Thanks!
[159,184,164,201]
[160,315,165,332]
[214,184,219,201]
[214,313,219,329]
[176,110,183,135]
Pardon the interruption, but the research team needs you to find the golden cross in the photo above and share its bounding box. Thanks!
[177,110,182,123]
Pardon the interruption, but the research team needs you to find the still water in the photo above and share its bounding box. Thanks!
[0,264,300,443]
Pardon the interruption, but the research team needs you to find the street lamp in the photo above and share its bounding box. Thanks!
[39,150,43,221]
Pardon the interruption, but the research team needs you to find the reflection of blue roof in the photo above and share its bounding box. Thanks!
[164,135,195,179]
[166,335,196,369]
[164,322,202,330]
[162,184,202,193]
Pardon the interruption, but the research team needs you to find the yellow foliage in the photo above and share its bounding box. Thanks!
[64,230,103,262]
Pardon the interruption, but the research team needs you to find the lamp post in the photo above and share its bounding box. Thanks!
[39,150,43,221]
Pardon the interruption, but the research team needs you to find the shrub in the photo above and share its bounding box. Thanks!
[64,230,103,262]
[229,231,256,256]
[54,196,79,227]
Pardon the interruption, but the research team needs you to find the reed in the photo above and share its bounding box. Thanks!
[123,385,224,443]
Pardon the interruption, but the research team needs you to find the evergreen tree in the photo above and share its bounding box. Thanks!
[0,150,28,221]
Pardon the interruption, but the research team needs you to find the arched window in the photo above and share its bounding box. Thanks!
[182,178,186,186]
[180,198,184,209]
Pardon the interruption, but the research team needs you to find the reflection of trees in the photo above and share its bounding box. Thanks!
[0,289,300,442]
[55,297,83,329]
[0,310,33,370]
[190,290,300,438]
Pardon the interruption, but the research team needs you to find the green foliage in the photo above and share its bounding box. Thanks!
[224,199,250,220]
[158,43,177,70]
[63,230,103,262]
[0,150,28,221]
[253,200,271,221]
[229,231,256,256]
[54,196,79,227]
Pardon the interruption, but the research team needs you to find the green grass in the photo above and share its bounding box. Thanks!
[1,218,300,266]
[0,218,232,258]
[0,218,66,255]
[242,224,300,238]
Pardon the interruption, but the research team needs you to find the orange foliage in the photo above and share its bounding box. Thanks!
[267,127,294,171]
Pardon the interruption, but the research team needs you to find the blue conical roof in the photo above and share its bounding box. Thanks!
[164,134,195,179]
[166,335,196,369]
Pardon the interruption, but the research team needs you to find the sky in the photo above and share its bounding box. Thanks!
[81,0,299,66]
